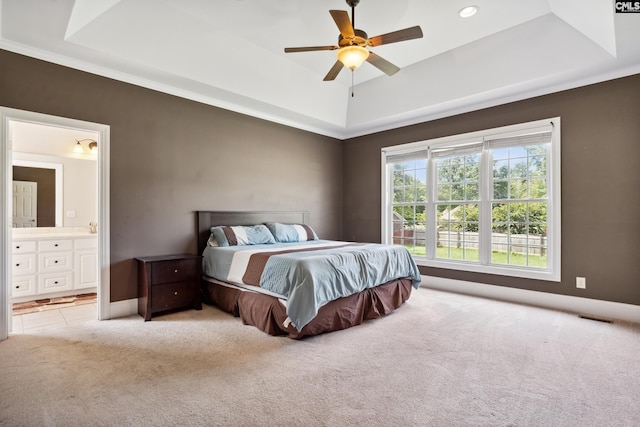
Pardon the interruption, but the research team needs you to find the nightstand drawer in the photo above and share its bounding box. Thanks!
[150,281,198,312]
[136,254,202,320]
[151,258,198,285]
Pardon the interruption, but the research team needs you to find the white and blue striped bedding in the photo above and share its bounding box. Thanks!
[202,240,421,331]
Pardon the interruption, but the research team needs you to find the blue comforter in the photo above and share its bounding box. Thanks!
[203,240,421,331]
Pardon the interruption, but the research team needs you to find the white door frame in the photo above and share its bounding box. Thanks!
[0,107,111,341]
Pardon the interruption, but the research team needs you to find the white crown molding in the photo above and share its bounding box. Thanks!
[2,39,640,141]
[0,40,347,139]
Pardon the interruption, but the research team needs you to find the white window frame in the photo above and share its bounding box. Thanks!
[381,118,561,282]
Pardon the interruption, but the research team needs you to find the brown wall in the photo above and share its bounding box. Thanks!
[12,166,56,227]
[3,48,639,308]
[1,50,343,302]
[343,73,640,306]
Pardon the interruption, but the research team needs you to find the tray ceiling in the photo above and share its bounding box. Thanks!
[1,0,639,138]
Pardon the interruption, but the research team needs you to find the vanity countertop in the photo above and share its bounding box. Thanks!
[12,227,97,240]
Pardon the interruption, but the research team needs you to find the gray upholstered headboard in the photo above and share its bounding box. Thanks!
[196,211,310,255]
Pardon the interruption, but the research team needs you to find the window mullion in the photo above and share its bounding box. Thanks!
[479,145,491,265]
[425,156,436,259]
[381,161,391,243]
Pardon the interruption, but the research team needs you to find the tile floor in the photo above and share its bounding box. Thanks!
[11,303,97,334]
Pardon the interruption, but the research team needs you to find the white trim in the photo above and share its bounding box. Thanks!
[0,108,111,341]
[381,117,561,282]
[3,38,640,140]
[0,40,347,140]
[12,160,64,227]
[108,299,138,319]
[422,276,640,324]
[0,111,10,340]
[110,289,639,325]
[413,258,559,282]
[382,119,556,155]
[96,125,111,320]
[342,63,640,139]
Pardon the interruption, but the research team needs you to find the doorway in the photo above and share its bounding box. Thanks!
[1,108,111,341]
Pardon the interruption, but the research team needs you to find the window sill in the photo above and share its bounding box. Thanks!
[414,257,560,282]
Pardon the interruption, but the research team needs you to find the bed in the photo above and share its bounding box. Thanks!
[197,211,421,339]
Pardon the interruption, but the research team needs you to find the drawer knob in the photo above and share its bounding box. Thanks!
[174,269,178,273]
[16,245,20,249]
[16,285,20,289]
[54,260,59,264]
[54,244,59,247]
[16,263,20,267]
[54,281,59,284]
[174,291,178,295]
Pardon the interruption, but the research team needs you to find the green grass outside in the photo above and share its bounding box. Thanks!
[405,245,547,268]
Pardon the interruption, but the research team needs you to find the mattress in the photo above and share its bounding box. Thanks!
[202,240,421,331]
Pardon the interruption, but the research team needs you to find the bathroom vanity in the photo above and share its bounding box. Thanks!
[11,227,97,302]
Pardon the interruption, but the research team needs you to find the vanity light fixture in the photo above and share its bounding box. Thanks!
[74,140,84,153]
[459,5,479,18]
[74,138,98,154]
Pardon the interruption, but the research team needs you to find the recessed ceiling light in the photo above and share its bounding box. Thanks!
[459,5,479,18]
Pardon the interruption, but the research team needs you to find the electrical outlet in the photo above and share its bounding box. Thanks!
[576,277,586,289]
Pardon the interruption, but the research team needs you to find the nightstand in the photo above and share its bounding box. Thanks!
[135,254,203,321]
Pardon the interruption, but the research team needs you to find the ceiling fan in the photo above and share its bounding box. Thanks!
[284,0,423,81]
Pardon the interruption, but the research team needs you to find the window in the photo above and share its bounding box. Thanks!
[382,118,560,281]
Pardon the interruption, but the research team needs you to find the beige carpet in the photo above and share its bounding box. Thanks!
[1,287,639,426]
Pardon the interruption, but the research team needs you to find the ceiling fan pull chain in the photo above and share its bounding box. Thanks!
[351,70,355,97]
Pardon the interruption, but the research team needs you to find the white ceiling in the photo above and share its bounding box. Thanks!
[1,0,639,139]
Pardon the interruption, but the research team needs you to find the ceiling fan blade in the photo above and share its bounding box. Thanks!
[323,60,344,81]
[329,10,355,39]
[284,45,338,53]
[366,52,400,76]
[368,26,423,47]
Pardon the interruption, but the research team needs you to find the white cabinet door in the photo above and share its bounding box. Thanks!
[75,249,97,290]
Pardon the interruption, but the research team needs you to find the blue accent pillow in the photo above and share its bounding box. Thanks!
[210,224,276,247]
[265,222,318,243]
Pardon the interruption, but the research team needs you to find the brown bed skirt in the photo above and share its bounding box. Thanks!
[201,278,414,339]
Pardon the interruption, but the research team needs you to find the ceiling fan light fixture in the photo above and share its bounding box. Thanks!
[337,45,369,70]
[459,5,479,18]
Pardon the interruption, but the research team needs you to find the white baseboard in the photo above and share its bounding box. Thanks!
[106,282,640,325]
[108,298,138,319]
[422,276,640,324]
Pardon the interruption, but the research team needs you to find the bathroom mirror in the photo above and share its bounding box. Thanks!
[12,159,63,227]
